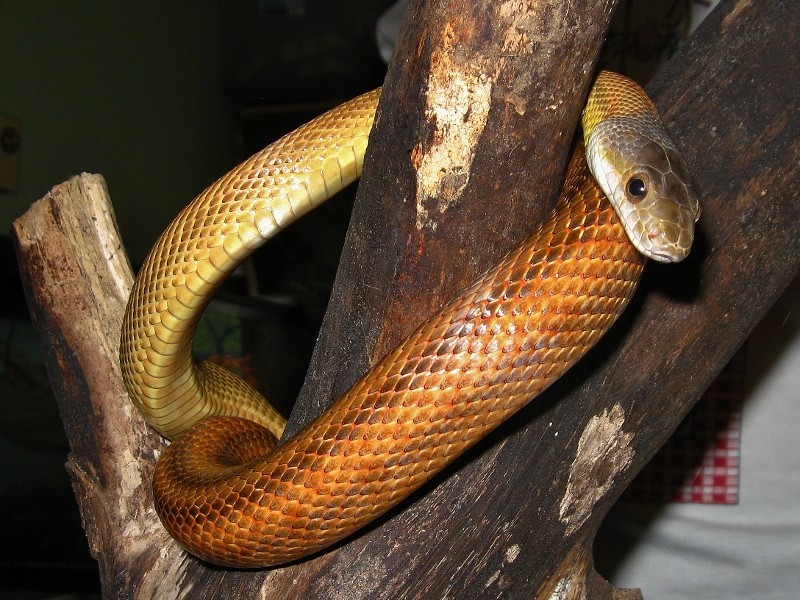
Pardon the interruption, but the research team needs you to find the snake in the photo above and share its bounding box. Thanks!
[119,71,700,568]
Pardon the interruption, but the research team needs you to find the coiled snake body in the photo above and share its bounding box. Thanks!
[120,72,699,567]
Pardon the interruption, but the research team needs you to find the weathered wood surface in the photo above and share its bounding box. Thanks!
[12,176,171,596]
[12,0,799,598]
[287,0,620,437]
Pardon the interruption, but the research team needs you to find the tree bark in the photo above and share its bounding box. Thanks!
[287,0,620,437]
[12,0,799,598]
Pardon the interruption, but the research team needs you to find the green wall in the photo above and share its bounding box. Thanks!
[0,1,235,265]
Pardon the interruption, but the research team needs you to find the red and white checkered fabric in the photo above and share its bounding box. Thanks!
[625,349,745,505]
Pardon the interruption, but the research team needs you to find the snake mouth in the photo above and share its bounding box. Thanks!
[650,249,683,263]
[642,240,690,263]
[647,228,680,263]
[622,221,691,263]
[641,237,690,263]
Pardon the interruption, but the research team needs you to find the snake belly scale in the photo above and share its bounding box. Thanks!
[120,72,699,567]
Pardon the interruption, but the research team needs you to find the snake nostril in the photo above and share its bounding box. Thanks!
[648,227,662,240]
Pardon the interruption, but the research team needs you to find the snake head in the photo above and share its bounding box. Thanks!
[582,74,701,263]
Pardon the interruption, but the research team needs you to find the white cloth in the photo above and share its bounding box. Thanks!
[597,274,800,599]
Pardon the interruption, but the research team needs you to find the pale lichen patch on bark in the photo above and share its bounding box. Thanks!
[558,404,635,536]
[414,22,492,230]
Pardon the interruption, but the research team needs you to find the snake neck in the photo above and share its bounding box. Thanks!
[581,71,659,142]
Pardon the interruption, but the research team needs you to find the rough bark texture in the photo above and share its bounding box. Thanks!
[287,0,619,437]
[12,0,799,598]
[12,176,172,595]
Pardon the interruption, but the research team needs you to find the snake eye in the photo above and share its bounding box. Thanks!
[626,175,648,202]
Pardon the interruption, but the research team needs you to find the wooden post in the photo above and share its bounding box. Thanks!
[13,0,799,597]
